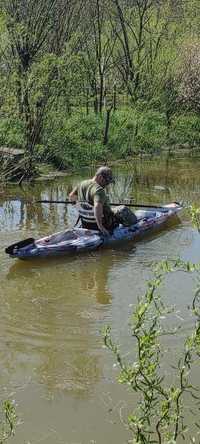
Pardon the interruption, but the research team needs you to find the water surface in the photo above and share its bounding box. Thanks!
[1,156,200,443]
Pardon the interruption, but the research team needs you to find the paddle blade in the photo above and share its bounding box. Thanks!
[5,238,35,255]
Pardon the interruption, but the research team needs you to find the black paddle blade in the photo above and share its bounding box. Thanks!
[5,238,35,255]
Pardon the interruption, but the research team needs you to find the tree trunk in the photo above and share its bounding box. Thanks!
[113,83,117,111]
[103,107,112,145]
[86,86,89,115]
[99,74,104,113]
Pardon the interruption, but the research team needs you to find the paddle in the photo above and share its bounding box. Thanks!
[36,199,179,210]
[3,197,181,209]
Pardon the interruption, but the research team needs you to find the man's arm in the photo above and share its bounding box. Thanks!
[69,187,78,202]
[94,201,109,236]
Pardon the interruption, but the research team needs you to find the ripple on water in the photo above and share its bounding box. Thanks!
[1,162,200,443]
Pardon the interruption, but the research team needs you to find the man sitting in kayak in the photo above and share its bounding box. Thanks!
[69,166,137,236]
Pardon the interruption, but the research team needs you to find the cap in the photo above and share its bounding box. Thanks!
[95,166,115,183]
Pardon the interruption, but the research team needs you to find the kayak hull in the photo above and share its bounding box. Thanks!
[5,203,182,260]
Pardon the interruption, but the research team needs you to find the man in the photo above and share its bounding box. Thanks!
[69,166,137,235]
[69,166,115,236]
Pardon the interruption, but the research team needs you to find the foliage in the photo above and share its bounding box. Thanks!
[0,0,200,178]
[177,41,200,113]
[38,106,200,169]
[0,400,17,443]
[0,117,24,148]
[103,256,200,443]
[43,108,169,165]
[1,106,200,173]
[43,111,108,168]
[188,205,200,231]
[172,114,200,147]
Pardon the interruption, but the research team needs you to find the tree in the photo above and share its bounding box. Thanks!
[112,0,155,101]
[111,0,176,103]
[177,41,200,114]
[1,0,84,177]
[82,0,117,113]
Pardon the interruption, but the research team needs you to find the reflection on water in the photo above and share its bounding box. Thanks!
[1,156,200,443]
[1,253,116,398]
[1,156,200,234]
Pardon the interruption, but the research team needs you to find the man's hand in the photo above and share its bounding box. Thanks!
[99,226,110,237]
[94,202,107,231]
[94,201,109,236]
[69,188,78,203]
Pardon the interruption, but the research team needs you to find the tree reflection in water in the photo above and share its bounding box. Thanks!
[4,249,116,399]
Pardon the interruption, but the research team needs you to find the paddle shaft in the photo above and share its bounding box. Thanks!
[36,199,170,209]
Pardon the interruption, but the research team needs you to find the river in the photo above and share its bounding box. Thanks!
[1,156,200,443]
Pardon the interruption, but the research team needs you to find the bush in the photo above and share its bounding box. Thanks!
[0,117,25,148]
[135,110,167,151]
[108,109,167,155]
[43,111,109,168]
[41,109,200,170]
[107,109,138,156]
[171,113,200,146]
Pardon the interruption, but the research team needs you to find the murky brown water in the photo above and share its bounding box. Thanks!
[1,156,200,443]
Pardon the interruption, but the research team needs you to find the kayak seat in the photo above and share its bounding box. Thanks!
[38,230,79,246]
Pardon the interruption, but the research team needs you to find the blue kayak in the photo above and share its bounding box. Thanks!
[5,203,182,260]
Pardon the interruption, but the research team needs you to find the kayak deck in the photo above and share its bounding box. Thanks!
[5,203,182,259]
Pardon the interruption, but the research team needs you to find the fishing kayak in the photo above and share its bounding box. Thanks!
[5,202,182,260]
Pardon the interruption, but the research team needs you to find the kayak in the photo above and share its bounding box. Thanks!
[5,202,182,260]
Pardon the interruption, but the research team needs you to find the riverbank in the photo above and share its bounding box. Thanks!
[1,108,200,182]
[42,109,200,169]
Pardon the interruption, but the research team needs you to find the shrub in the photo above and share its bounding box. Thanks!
[43,111,111,167]
[0,117,24,148]
[171,113,200,146]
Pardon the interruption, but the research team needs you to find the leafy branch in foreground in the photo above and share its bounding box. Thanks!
[188,205,200,232]
[0,400,17,443]
[103,259,200,444]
